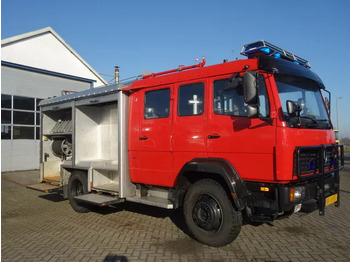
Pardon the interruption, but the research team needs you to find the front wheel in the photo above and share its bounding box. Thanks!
[67,171,89,213]
[183,179,242,247]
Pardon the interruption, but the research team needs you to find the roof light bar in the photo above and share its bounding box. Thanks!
[241,40,311,68]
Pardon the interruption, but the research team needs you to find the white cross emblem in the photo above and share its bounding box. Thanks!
[188,94,202,114]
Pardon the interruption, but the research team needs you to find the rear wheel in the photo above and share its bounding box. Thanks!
[67,171,89,213]
[184,179,242,247]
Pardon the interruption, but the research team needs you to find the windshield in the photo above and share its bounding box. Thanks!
[275,75,331,129]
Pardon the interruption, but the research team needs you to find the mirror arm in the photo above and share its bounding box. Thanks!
[258,116,273,125]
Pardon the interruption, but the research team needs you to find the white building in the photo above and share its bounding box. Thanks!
[1,27,107,172]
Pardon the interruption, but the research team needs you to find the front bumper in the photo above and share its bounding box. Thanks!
[290,143,344,215]
[244,144,344,221]
[279,172,338,215]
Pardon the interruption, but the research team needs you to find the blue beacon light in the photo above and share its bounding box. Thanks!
[261,47,271,54]
[240,40,311,68]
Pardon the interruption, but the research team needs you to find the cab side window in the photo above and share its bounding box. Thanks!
[213,79,247,116]
[144,88,170,119]
[213,75,269,117]
[178,82,204,116]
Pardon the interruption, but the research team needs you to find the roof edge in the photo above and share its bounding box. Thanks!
[1,27,108,86]
[2,60,96,84]
[1,27,54,46]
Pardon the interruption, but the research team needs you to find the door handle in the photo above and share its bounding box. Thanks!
[139,137,148,140]
[44,153,50,162]
[208,135,220,139]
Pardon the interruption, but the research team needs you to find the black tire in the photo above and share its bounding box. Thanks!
[67,171,89,213]
[183,179,242,247]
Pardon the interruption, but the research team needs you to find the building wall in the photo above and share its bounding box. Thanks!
[1,140,41,172]
[2,31,105,87]
[1,66,91,98]
[1,66,92,172]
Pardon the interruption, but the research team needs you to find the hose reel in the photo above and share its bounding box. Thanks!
[51,138,72,158]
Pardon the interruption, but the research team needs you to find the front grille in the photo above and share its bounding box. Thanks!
[294,145,337,177]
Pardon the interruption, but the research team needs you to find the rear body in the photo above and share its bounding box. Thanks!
[29,41,344,247]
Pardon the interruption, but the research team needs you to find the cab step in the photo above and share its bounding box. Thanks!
[27,183,61,193]
[74,194,174,209]
[126,196,174,209]
[74,193,124,206]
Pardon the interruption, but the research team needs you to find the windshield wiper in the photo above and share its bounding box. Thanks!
[316,119,333,129]
[287,116,316,128]
[316,119,329,122]
[297,117,332,129]
[300,116,317,124]
[288,116,320,128]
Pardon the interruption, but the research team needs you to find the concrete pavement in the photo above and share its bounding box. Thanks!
[2,169,40,190]
[2,154,350,261]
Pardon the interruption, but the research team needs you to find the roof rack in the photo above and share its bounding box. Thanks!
[142,57,206,79]
[241,40,311,68]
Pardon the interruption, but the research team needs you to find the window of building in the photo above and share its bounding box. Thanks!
[13,96,35,110]
[1,94,42,140]
[13,111,35,125]
[1,125,11,139]
[13,126,34,139]
[36,113,40,125]
[1,110,11,124]
[178,82,204,116]
[36,127,40,140]
[144,89,170,119]
[1,94,12,108]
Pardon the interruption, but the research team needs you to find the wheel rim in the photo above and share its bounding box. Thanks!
[61,139,72,157]
[72,179,84,197]
[192,195,222,231]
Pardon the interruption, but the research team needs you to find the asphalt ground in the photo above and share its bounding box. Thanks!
[2,153,350,262]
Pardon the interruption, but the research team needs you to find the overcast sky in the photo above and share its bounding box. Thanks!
[2,0,350,137]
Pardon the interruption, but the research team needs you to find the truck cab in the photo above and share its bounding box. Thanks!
[125,41,344,243]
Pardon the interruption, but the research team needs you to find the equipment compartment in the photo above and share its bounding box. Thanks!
[75,101,118,167]
[41,107,73,180]
[42,108,72,135]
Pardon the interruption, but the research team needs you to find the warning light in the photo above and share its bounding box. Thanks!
[241,40,311,68]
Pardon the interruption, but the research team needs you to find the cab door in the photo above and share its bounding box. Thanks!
[207,74,276,182]
[172,81,208,176]
[136,86,174,186]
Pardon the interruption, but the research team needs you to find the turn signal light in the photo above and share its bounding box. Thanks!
[289,187,304,202]
[290,188,296,202]
[260,187,270,192]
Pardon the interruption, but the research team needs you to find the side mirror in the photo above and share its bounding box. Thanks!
[286,100,301,116]
[243,71,258,105]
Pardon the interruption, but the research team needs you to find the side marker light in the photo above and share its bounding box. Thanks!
[290,188,296,202]
[231,193,237,199]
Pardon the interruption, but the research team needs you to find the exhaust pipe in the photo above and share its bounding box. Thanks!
[114,66,120,84]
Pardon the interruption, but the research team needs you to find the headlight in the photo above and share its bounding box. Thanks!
[289,186,305,202]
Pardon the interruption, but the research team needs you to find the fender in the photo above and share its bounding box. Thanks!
[175,158,247,210]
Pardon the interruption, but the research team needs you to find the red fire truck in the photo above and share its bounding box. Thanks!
[29,41,344,247]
